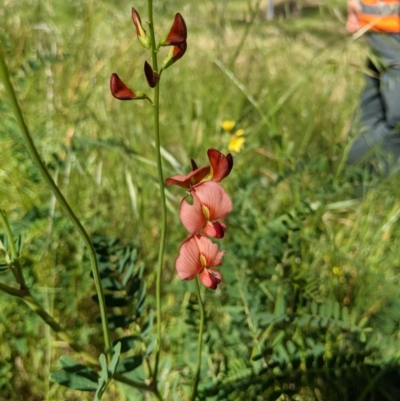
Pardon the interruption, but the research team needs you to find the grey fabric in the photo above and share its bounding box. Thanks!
[347,33,400,171]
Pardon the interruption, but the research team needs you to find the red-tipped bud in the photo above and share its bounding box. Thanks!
[159,13,187,46]
[161,41,187,72]
[132,8,151,49]
[144,61,159,88]
[110,73,146,101]
[191,159,198,171]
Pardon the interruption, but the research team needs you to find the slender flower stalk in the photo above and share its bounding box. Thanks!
[0,48,112,362]
[146,0,167,382]
[192,276,205,401]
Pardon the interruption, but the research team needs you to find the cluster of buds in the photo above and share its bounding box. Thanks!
[166,150,233,290]
[110,8,187,100]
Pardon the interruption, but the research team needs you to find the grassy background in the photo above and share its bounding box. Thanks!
[2,0,400,400]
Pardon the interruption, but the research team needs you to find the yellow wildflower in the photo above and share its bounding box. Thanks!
[332,267,342,276]
[221,120,236,132]
[228,136,245,153]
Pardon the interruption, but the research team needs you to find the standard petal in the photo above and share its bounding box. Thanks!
[110,73,144,101]
[180,194,206,234]
[175,236,202,280]
[160,13,187,46]
[207,149,233,182]
[192,181,232,220]
[195,235,225,267]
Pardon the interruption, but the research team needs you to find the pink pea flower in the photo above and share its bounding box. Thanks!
[180,181,232,238]
[165,149,233,188]
[176,234,225,290]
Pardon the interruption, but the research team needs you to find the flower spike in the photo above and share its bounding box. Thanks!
[144,61,160,88]
[110,73,146,101]
[132,8,151,49]
[159,13,187,46]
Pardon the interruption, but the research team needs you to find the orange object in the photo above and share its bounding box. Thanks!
[358,0,400,32]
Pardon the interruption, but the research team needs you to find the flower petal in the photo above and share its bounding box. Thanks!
[203,221,226,239]
[228,136,245,153]
[160,13,187,46]
[199,269,222,290]
[207,149,233,182]
[161,41,187,71]
[110,73,143,101]
[195,235,225,267]
[191,159,198,171]
[131,8,145,36]
[180,194,206,234]
[165,166,210,188]
[175,236,202,280]
[221,120,236,132]
[132,8,151,49]
[192,181,232,220]
[144,61,159,88]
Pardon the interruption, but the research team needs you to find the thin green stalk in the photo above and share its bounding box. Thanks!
[147,0,168,383]
[191,276,205,401]
[0,210,27,288]
[0,282,26,297]
[0,47,112,362]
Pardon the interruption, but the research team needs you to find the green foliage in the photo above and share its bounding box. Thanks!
[90,234,152,379]
[50,357,99,392]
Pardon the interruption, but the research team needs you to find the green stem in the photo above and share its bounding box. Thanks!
[0,47,112,362]
[0,282,26,297]
[147,0,167,383]
[191,277,205,401]
[0,210,28,288]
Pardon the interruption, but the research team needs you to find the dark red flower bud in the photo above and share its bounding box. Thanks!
[132,8,151,49]
[144,61,159,88]
[110,73,146,100]
[191,159,198,171]
[159,13,187,46]
[161,41,187,71]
